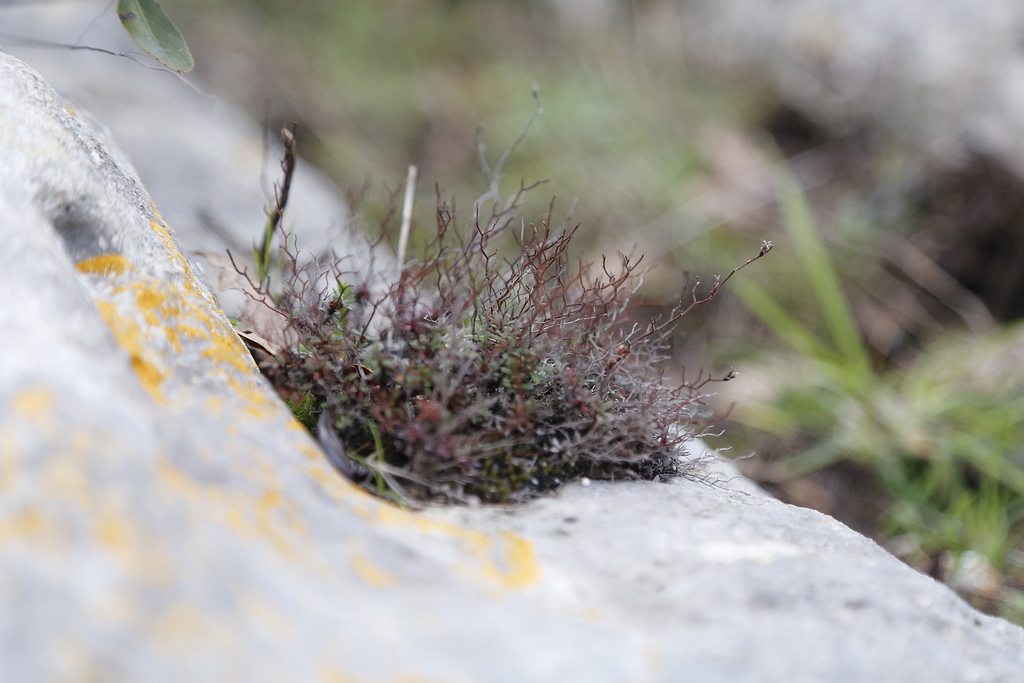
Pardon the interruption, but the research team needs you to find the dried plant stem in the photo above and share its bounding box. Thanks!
[476,85,543,206]
[396,164,418,274]
[257,124,297,283]
[633,240,774,345]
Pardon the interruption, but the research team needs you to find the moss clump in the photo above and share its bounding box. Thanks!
[285,392,320,432]
[250,183,767,505]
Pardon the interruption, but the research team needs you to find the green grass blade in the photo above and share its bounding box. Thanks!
[731,276,834,360]
[117,0,194,72]
[732,276,872,394]
[773,167,871,378]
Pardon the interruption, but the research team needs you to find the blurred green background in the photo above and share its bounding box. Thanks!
[170,0,1024,621]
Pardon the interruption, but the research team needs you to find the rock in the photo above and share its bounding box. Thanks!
[666,0,1024,320]
[2,21,1023,683]
[0,0,384,314]
[674,0,1024,177]
[436,477,1024,682]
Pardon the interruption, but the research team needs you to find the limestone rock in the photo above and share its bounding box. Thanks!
[2,21,1024,683]
[437,475,1024,682]
[674,0,1024,178]
[0,0,383,313]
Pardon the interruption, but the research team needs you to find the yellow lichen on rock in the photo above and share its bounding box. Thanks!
[94,299,169,403]
[147,216,215,305]
[156,455,314,563]
[349,539,399,588]
[76,254,133,277]
[83,252,257,403]
[371,505,542,594]
[0,509,47,545]
[8,386,57,425]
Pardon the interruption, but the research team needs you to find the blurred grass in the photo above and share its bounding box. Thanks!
[176,0,760,275]
[728,174,1024,621]
[171,0,1024,622]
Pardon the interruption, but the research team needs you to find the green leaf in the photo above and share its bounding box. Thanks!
[117,0,194,72]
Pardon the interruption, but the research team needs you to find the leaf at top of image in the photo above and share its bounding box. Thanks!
[117,0,194,72]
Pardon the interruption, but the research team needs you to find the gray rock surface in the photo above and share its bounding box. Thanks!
[1,15,1024,683]
[436,478,1024,682]
[674,0,1024,178]
[0,0,384,312]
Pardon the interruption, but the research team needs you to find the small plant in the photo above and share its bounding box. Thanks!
[231,131,769,506]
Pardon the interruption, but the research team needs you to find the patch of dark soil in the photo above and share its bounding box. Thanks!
[907,153,1024,321]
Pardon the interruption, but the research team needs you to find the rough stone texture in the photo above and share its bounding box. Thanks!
[437,474,1024,682]
[673,0,1024,179]
[2,15,1024,683]
[0,0,383,313]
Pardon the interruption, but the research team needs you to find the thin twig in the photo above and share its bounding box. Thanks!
[257,124,298,282]
[0,33,214,98]
[476,84,544,206]
[633,240,774,345]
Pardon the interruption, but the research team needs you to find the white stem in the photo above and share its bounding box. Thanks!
[397,164,418,274]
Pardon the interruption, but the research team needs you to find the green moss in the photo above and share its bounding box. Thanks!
[285,392,321,433]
